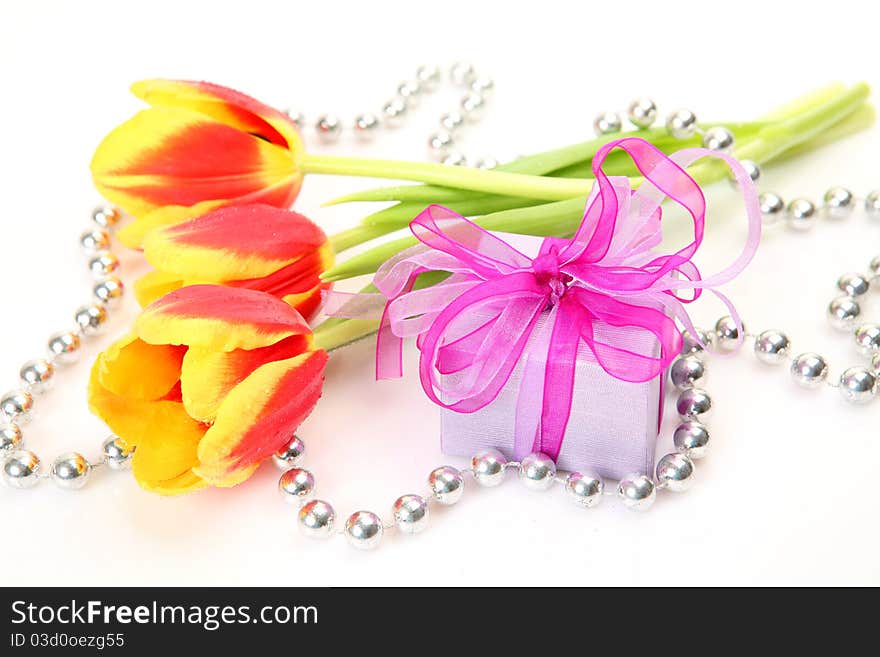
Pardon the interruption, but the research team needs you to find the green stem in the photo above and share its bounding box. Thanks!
[301,154,591,203]
[323,123,759,206]
[328,224,393,253]
[313,318,380,352]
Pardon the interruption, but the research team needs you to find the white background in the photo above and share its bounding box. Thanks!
[1,0,878,586]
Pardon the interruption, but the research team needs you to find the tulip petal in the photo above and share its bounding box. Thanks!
[97,334,186,400]
[281,283,327,320]
[91,106,301,219]
[143,204,328,281]
[180,334,311,422]
[131,79,302,151]
[142,470,207,496]
[89,357,206,450]
[194,350,328,486]
[118,200,224,250]
[226,243,334,318]
[89,358,207,494]
[136,285,311,352]
[134,270,185,308]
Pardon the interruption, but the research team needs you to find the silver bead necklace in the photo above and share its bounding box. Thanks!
[278,362,712,548]
[1,207,135,490]
[283,61,499,168]
[3,80,879,552]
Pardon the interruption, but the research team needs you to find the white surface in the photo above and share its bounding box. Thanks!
[1,0,879,586]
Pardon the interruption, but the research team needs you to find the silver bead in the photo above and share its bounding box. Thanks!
[673,420,710,459]
[47,330,81,365]
[822,187,855,220]
[869,255,880,277]
[396,80,421,108]
[79,228,111,254]
[353,113,380,142]
[738,160,761,184]
[439,111,464,132]
[676,388,712,421]
[19,358,55,394]
[0,423,23,453]
[680,328,714,358]
[273,435,305,469]
[837,272,870,297]
[1,389,34,424]
[51,452,91,490]
[593,111,622,136]
[786,198,816,231]
[283,109,305,129]
[1,450,41,488]
[101,436,134,470]
[88,252,120,279]
[415,64,441,91]
[865,190,880,219]
[315,114,341,143]
[790,352,829,388]
[344,511,384,550]
[617,474,656,511]
[74,304,108,336]
[381,97,408,128]
[392,494,429,534]
[428,466,464,505]
[854,324,880,357]
[518,452,557,491]
[627,98,657,129]
[714,315,743,352]
[702,126,734,152]
[828,296,861,331]
[470,76,494,97]
[656,453,695,492]
[669,356,707,390]
[449,61,476,86]
[93,277,125,308]
[475,157,499,170]
[665,108,698,139]
[564,472,603,508]
[278,468,315,504]
[838,367,877,404]
[471,449,507,487]
[442,151,467,167]
[427,131,454,159]
[754,329,791,365]
[759,192,785,225]
[91,206,121,229]
[298,499,335,538]
[460,93,486,122]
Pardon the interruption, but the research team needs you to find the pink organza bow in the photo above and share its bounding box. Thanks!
[331,137,761,459]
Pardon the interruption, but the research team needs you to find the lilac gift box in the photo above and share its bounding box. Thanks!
[439,234,665,480]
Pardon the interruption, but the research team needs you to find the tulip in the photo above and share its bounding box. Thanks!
[88,284,327,494]
[91,79,307,248]
[91,78,593,249]
[135,204,333,320]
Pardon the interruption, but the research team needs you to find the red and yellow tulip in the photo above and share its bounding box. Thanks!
[91,79,305,248]
[90,78,605,252]
[135,204,333,319]
[88,284,328,494]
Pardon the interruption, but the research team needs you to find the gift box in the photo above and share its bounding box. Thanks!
[437,233,664,479]
[328,138,758,483]
[439,312,663,479]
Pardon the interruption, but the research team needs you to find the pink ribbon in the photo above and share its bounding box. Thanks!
[330,137,761,460]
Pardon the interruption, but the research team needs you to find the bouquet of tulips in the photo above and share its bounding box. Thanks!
[87,78,874,494]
